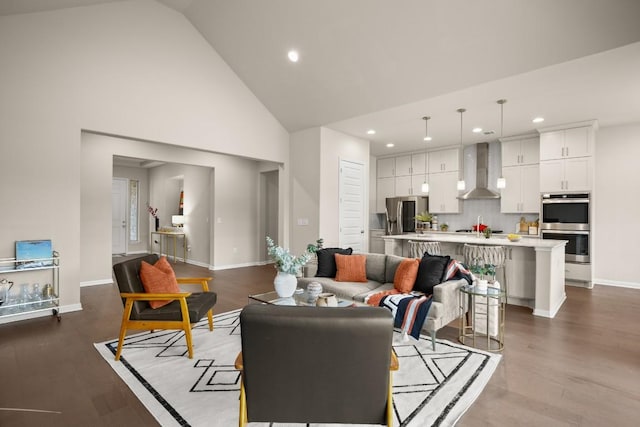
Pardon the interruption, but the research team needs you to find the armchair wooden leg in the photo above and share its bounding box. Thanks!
[115,300,134,361]
[386,373,394,426]
[179,299,194,358]
[207,309,214,331]
[238,377,247,427]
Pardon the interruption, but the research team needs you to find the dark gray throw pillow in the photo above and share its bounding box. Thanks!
[315,247,353,277]
[413,254,451,294]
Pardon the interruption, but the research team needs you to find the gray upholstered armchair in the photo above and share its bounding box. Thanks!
[235,304,399,426]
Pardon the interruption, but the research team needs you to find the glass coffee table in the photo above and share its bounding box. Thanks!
[248,289,356,307]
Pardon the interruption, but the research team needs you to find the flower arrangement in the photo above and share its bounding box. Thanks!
[266,236,322,275]
[147,205,158,218]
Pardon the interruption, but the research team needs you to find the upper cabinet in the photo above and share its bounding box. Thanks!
[428,148,459,173]
[539,125,594,161]
[377,157,395,178]
[411,152,427,175]
[394,155,412,176]
[538,121,597,192]
[501,135,540,166]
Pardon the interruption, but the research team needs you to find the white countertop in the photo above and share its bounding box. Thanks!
[382,233,566,249]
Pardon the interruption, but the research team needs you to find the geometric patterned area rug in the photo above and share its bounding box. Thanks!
[94,309,501,427]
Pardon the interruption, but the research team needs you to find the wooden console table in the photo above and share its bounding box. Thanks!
[151,231,187,263]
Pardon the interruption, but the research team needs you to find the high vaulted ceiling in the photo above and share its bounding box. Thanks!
[2,0,640,155]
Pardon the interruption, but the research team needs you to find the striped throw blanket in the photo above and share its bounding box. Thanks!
[378,293,433,340]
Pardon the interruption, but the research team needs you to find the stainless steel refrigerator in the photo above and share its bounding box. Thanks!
[385,196,429,235]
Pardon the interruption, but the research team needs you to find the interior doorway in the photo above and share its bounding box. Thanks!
[112,178,128,254]
[260,170,279,260]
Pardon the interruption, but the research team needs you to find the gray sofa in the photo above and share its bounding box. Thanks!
[298,253,466,349]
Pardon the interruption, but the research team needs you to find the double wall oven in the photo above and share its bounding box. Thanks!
[540,193,590,263]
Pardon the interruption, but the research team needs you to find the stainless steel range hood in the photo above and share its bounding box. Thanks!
[458,142,500,200]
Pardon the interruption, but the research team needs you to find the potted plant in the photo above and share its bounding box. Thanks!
[415,211,433,232]
[469,259,496,291]
[266,237,321,297]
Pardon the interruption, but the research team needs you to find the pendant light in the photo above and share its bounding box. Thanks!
[456,108,466,191]
[496,99,507,189]
[421,116,430,193]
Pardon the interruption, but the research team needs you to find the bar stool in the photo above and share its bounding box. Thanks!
[462,244,507,297]
[408,241,442,258]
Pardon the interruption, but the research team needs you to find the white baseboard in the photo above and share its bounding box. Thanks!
[0,303,82,325]
[184,259,209,268]
[593,278,640,290]
[533,293,567,318]
[210,260,270,271]
[80,278,113,287]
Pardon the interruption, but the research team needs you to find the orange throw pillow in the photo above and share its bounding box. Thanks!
[393,258,419,293]
[334,254,367,282]
[139,257,181,309]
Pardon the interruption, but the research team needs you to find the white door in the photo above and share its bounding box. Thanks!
[339,160,365,252]
[112,178,128,254]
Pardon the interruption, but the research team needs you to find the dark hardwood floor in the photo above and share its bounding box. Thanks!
[0,257,638,426]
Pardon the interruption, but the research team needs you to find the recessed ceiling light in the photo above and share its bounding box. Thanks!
[287,50,299,62]
[367,129,376,135]
[423,136,432,141]
[532,117,545,123]
[472,127,483,133]
[386,143,395,148]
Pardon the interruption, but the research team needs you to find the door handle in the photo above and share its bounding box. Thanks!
[397,202,403,233]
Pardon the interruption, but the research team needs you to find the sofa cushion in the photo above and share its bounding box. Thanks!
[413,254,451,294]
[365,253,387,283]
[384,255,407,284]
[315,247,353,277]
[394,258,419,293]
[335,254,367,282]
[354,283,394,303]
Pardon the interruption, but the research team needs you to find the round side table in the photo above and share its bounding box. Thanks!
[459,284,505,352]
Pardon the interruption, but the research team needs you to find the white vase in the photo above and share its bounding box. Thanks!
[274,272,297,298]
[476,279,488,292]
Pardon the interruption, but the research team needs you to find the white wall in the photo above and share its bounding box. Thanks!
[149,163,211,265]
[319,127,370,248]
[82,132,275,283]
[290,128,322,254]
[0,1,289,311]
[289,127,370,254]
[594,123,640,287]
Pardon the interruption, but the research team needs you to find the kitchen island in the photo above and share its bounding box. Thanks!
[382,233,567,318]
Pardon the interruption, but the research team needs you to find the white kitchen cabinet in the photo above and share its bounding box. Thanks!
[428,171,459,213]
[539,157,592,192]
[411,152,428,175]
[369,229,386,254]
[539,126,593,161]
[428,148,459,173]
[377,157,395,178]
[376,177,395,212]
[394,175,412,196]
[504,246,536,307]
[501,136,539,166]
[393,175,429,196]
[394,155,412,176]
[500,165,539,213]
[412,174,428,195]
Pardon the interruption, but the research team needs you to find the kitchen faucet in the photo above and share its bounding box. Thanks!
[477,215,483,238]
